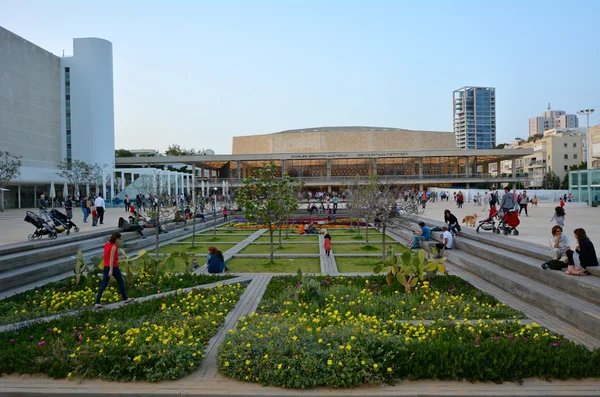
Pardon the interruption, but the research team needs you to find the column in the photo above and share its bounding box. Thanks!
[327,159,332,180]
[419,158,423,177]
[121,171,125,191]
[237,163,241,180]
[192,164,196,202]
[282,160,287,176]
[167,173,171,196]
[496,161,501,177]
[86,184,90,196]
[110,172,115,202]
[175,173,178,196]
[511,158,516,177]
[372,159,377,176]
[18,184,21,209]
[34,186,37,209]
[465,156,470,176]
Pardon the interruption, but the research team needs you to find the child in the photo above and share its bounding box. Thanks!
[192,257,199,270]
[91,206,98,226]
[324,233,332,257]
[559,198,565,208]
[551,206,565,227]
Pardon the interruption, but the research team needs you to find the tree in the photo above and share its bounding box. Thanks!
[494,143,508,149]
[542,169,561,190]
[165,144,197,156]
[0,151,22,212]
[346,178,380,244]
[349,177,424,261]
[235,162,300,263]
[88,163,112,196]
[56,159,92,199]
[115,149,134,157]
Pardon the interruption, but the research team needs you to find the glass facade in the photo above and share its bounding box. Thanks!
[454,87,496,150]
[65,67,72,164]
[568,169,600,204]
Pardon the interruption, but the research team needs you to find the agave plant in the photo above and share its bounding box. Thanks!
[373,246,446,292]
[295,268,323,304]
[73,252,89,286]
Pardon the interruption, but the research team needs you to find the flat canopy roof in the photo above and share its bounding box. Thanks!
[116,148,534,169]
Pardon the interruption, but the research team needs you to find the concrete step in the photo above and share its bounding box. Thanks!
[443,248,600,341]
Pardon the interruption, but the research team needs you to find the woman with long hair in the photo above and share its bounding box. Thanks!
[573,228,599,269]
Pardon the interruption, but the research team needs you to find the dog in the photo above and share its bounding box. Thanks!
[462,214,478,227]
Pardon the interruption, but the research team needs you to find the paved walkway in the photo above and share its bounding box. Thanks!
[421,200,600,254]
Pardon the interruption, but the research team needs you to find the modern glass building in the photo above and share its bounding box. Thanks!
[568,169,600,203]
[453,87,496,150]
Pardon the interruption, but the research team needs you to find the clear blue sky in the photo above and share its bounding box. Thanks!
[3,0,599,154]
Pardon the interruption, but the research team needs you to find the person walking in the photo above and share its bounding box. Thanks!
[222,206,229,222]
[64,195,73,221]
[456,191,464,208]
[94,232,135,309]
[80,196,89,223]
[38,192,48,215]
[420,191,428,209]
[551,206,566,227]
[94,193,105,225]
[124,195,130,213]
[518,190,529,217]
[482,192,489,211]
[324,233,332,257]
[500,186,515,214]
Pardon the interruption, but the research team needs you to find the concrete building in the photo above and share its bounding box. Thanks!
[529,108,579,137]
[501,128,585,188]
[453,86,496,150]
[231,126,456,155]
[0,26,115,208]
[591,124,600,169]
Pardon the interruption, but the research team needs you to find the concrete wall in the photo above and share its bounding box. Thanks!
[232,128,456,154]
[0,27,62,170]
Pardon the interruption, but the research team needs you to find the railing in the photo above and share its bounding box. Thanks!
[199,173,531,185]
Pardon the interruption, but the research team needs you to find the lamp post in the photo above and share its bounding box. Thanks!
[213,187,218,238]
[577,109,595,205]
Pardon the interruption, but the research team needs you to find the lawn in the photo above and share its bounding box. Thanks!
[198,229,255,235]
[238,243,319,255]
[333,243,407,255]
[225,258,320,273]
[254,235,319,242]
[180,235,248,243]
[1,283,245,381]
[158,243,236,255]
[335,256,383,272]
[217,275,600,388]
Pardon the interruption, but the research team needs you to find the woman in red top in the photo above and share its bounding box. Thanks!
[222,206,229,222]
[95,232,134,308]
[324,233,332,257]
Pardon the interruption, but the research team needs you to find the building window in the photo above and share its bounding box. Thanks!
[573,142,577,148]
[564,143,568,148]
[574,154,578,159]
[547,155,550,160]
[564,154,568,159]
[564,165,568,171]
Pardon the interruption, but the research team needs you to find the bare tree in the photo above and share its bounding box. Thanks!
[350,178,424,260]
[88,163,110,196]
[0,151,22,212]
[56,158,91,199]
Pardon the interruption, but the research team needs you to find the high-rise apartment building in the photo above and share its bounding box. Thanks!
[529,108,579,137]
[453,86,496,150]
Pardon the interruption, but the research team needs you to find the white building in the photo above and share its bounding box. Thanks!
[529,108,579,137]
[0,27,115,208]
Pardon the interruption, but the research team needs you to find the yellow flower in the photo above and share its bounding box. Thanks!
[387,367,393,372]
[67,372,72,377]
[224,362,230,367]
[263,354,269,359]
[277,364,282,369]
[133,355,142,363]
[373,363,379,369]
[327,360,333,365]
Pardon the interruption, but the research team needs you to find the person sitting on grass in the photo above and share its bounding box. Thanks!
[410,222,431,249]
[207,246,227,273]
[304,223,317,234]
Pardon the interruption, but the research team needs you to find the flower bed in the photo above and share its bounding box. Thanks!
[0,272,234,326]
[1,283,245,381]
[217,275,600,387]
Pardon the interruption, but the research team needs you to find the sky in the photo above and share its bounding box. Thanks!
[2,0,599,154]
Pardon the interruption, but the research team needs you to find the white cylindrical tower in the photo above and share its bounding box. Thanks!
[61,38,115,168]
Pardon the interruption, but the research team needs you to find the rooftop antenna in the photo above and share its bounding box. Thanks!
[548,102,551,111]
[62,50,65,57]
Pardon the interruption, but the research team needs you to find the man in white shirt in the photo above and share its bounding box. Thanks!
[435,225,453,255]
[94,193,106,225]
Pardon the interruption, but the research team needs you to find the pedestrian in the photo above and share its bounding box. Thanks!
[421,190,428,209]
[91,206,98,226]
[500,186,515,214]
[559,198,565,208]
[94,193,105,224]
[38,192,48,215]
[64,195,73,220]
[482,192,489,211]
[333,195,339,210]
[518,190,529,217]
[456,191,464,208]
[222,206,229,222]
[551,206,566,227]
[81,196,89,223]
[94,232,135,309]
[324,233,332,257]
[124,195,130,212]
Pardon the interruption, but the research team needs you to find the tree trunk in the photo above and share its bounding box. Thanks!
[285,219,289,238]
[269,226,275,263]
[381,225,386,262]
[278,222,283,248]
[365,222,369,245]
[191,205,197,248]
[155,203,160,259]
[357,221,361,237]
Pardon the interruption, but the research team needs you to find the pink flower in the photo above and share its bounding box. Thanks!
[9,339,14,343]
[37,341,46,346]
[552,343,558,347]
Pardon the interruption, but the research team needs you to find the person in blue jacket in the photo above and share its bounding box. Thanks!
[207,246,227,273]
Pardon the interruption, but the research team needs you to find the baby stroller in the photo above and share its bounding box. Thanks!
[476,206,498,234]
[498,208,520,236]
[48,209,80,235]
[24,211,58,240]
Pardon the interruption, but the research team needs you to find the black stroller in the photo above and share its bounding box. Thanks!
[48,209,80,235]
[24,211,58,240]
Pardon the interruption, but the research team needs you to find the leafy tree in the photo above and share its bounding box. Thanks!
[165,144,197,156]
[0,151,22,212]
[56,159,92,199]
[494,143,508,149]
[542,169,561,190]
[235,162,300,263]
[115,149,134,157]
